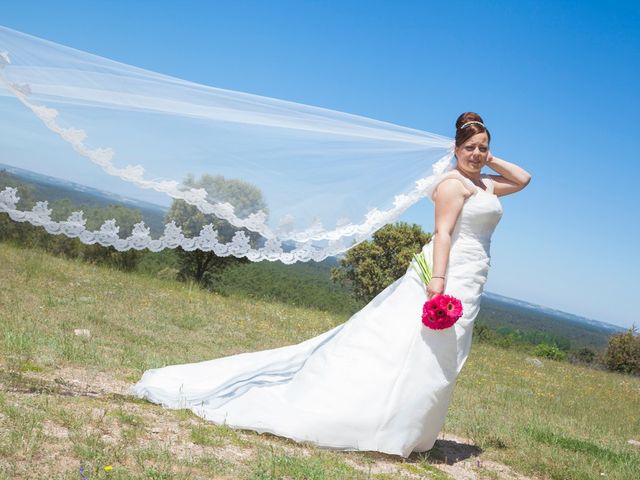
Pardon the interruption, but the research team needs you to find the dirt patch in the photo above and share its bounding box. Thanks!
[42,419,70,439]
[2,365,538,479]
[0,364,129,400]
[36,366,131,397]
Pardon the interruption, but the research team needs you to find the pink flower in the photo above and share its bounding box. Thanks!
[422,294,463,330]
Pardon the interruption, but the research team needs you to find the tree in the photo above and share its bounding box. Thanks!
[331,222,431,303]
[166,174,268,288]
[603,325,640,376]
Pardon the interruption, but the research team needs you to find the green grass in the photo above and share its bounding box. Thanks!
[523,425,639,467]
[249,447,362,479]
[447,344,640,479]
[191,424,250,448]
[0,241,639,479]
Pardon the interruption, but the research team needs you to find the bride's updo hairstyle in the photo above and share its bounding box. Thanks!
[455,112,491,147]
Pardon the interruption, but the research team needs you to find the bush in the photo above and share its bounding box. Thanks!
[82,244,143,272]
[473,321,496,343]
[603,326,640,376]
[156,267,180,281]
[569,347,597,365]
[533,343,567,361]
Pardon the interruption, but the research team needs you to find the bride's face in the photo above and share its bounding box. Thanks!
[455,132,490,175]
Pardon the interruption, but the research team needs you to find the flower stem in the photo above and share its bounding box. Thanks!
[412,252,432,285]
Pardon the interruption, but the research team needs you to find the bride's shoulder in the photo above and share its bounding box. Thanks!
[431,171,474,201]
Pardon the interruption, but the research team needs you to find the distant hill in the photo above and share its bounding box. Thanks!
[478,291,626,351]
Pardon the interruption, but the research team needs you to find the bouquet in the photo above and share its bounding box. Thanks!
[411,251,463,330]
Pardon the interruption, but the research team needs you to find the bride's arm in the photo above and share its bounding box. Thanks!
[428,179,467,298]
[485,153,532,196]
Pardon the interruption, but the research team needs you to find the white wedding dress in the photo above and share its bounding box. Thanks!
[130,172,503,458]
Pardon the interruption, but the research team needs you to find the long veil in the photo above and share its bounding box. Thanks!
[0,25,455,263]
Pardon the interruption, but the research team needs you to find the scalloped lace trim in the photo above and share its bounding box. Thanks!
[0,187,364,263]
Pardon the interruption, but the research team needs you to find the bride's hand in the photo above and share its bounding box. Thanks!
[427,278,444,298]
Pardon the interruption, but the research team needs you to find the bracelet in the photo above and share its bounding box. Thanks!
[432,276,445,279]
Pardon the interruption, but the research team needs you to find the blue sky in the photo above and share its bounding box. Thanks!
[2,1,639,328]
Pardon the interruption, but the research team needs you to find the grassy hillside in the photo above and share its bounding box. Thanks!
[214,259,363,317]
[1,242,639,479]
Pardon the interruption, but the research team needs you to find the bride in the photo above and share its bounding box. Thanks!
[130,111,532,458]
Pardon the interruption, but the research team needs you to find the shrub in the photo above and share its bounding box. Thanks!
[602,326,640,376]
[533,343,567,361]
[82,244,142,272]
[473,321,495,342]
[569,347,597,365]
